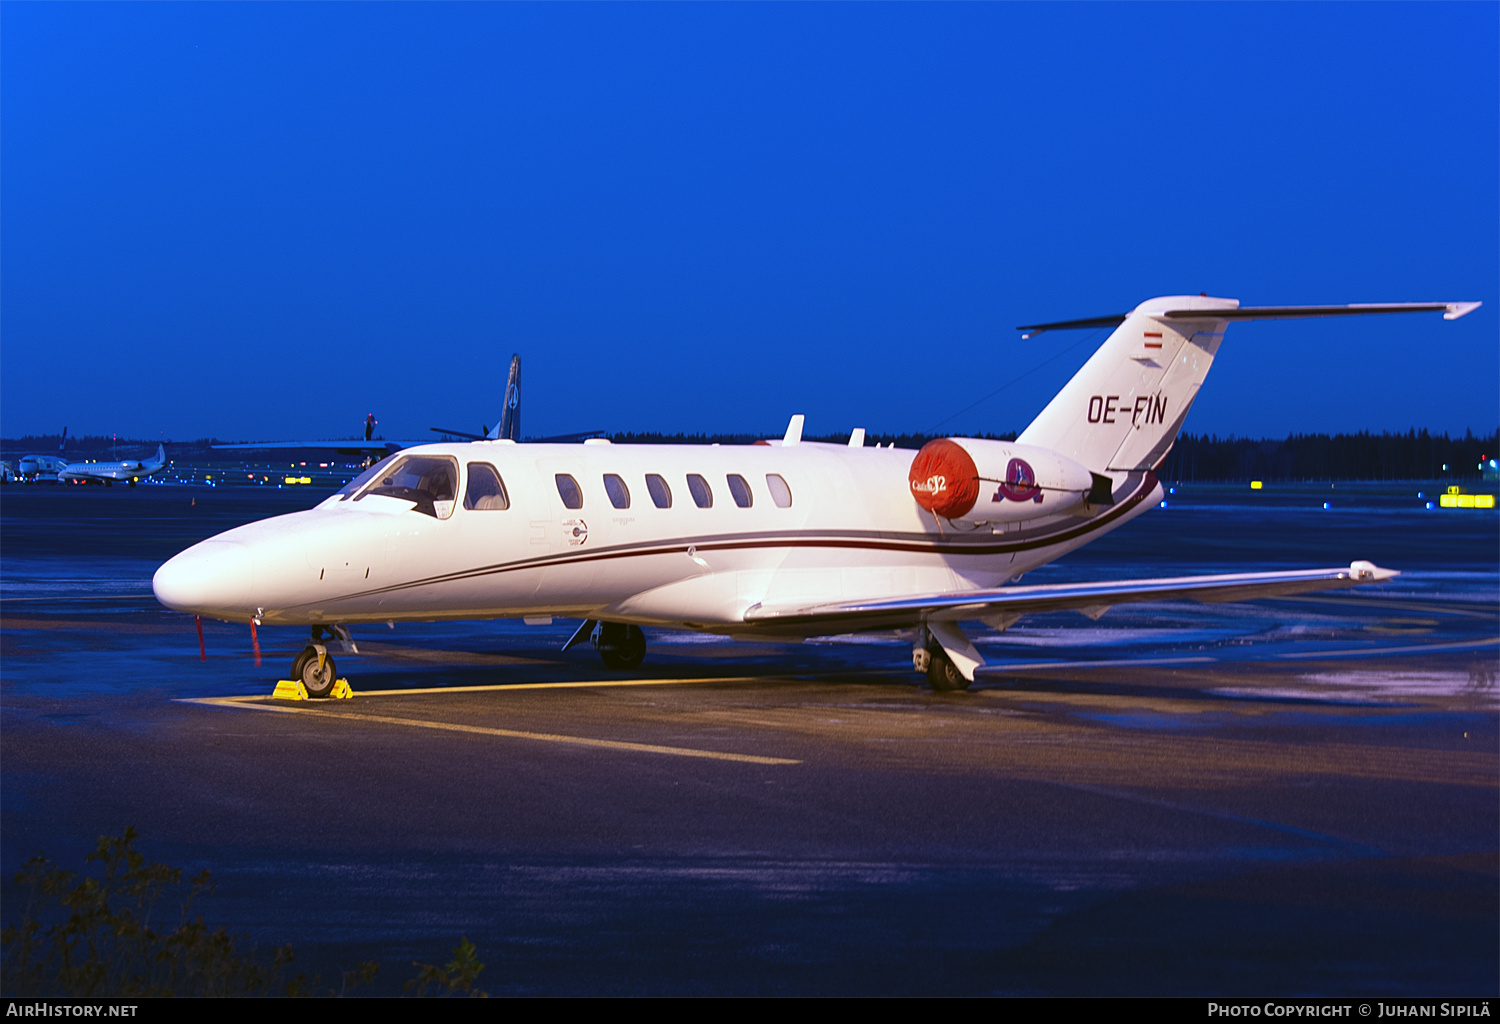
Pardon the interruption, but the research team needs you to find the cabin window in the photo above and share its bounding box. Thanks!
[352,454,458,519]
[464,463,510,510]
[555,473,583,510]
[766,473,792,508]
[726,473,753,508]
[687,473,713,508]
[646,474,672,508]
[603,473,630,509]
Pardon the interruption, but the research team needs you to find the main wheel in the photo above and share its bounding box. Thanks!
[926,648,971,691]
[291,646,338,698]
[597,623,646,670]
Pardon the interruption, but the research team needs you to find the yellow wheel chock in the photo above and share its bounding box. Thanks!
[272,678,354,700]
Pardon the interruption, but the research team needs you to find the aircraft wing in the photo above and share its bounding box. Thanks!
[741,562,1396,633]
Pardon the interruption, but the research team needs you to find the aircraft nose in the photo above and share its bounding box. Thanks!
[153,540,254,616]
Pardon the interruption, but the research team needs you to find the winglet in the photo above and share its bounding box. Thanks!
[1348,560,1398,582]
[783,414,805,446]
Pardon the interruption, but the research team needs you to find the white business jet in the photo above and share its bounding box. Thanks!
[59,445,168,487]
[154,295,1480,695]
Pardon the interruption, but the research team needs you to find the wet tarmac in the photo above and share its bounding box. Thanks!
[2,481,1496,995]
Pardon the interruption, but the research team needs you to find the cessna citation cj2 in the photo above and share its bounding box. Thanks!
[154,295,1480,695]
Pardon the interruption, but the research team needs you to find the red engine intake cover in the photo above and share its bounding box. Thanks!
[908,438,980,519]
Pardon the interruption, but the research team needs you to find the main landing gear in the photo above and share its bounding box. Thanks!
[915,643,971,692]
[913,624,979,692]
[292,624,355,698]
[563,619,647,670]
[596,622,647,670]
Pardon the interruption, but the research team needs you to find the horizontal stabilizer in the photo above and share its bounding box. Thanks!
[1018,301,1479,337]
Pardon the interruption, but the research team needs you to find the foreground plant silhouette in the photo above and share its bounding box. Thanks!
[406,937,487,998]
[1,828,482,997]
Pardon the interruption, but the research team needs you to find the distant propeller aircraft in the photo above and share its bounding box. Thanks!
[155,296,1480,694]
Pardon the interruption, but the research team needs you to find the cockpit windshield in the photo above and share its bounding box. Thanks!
[348,454,459,519]
[335,456,397,501]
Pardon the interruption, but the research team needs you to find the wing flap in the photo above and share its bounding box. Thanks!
[742,562,1396,629]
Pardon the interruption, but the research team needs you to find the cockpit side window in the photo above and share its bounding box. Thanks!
[353,454,459,519]
[464,463,510,510]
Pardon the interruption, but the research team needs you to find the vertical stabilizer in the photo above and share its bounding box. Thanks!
[1016,295,1236,474]
[492,354,522,441]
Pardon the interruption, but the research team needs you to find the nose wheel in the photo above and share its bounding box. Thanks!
[291,646,338,698]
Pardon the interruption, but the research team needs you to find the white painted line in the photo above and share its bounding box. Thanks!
[175,679,800,766]
[289,707,801,765]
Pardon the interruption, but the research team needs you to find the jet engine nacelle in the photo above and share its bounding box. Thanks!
[908,437,1096,523]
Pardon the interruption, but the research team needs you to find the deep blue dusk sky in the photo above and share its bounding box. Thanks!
[3,2,1495,444]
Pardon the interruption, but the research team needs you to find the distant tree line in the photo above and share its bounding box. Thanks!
[1159,428,1498,483]
[1,433,186,457]
[4,428,1495,482]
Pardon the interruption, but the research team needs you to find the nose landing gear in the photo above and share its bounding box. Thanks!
[291,625,356,698]
[291,645,338,698]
